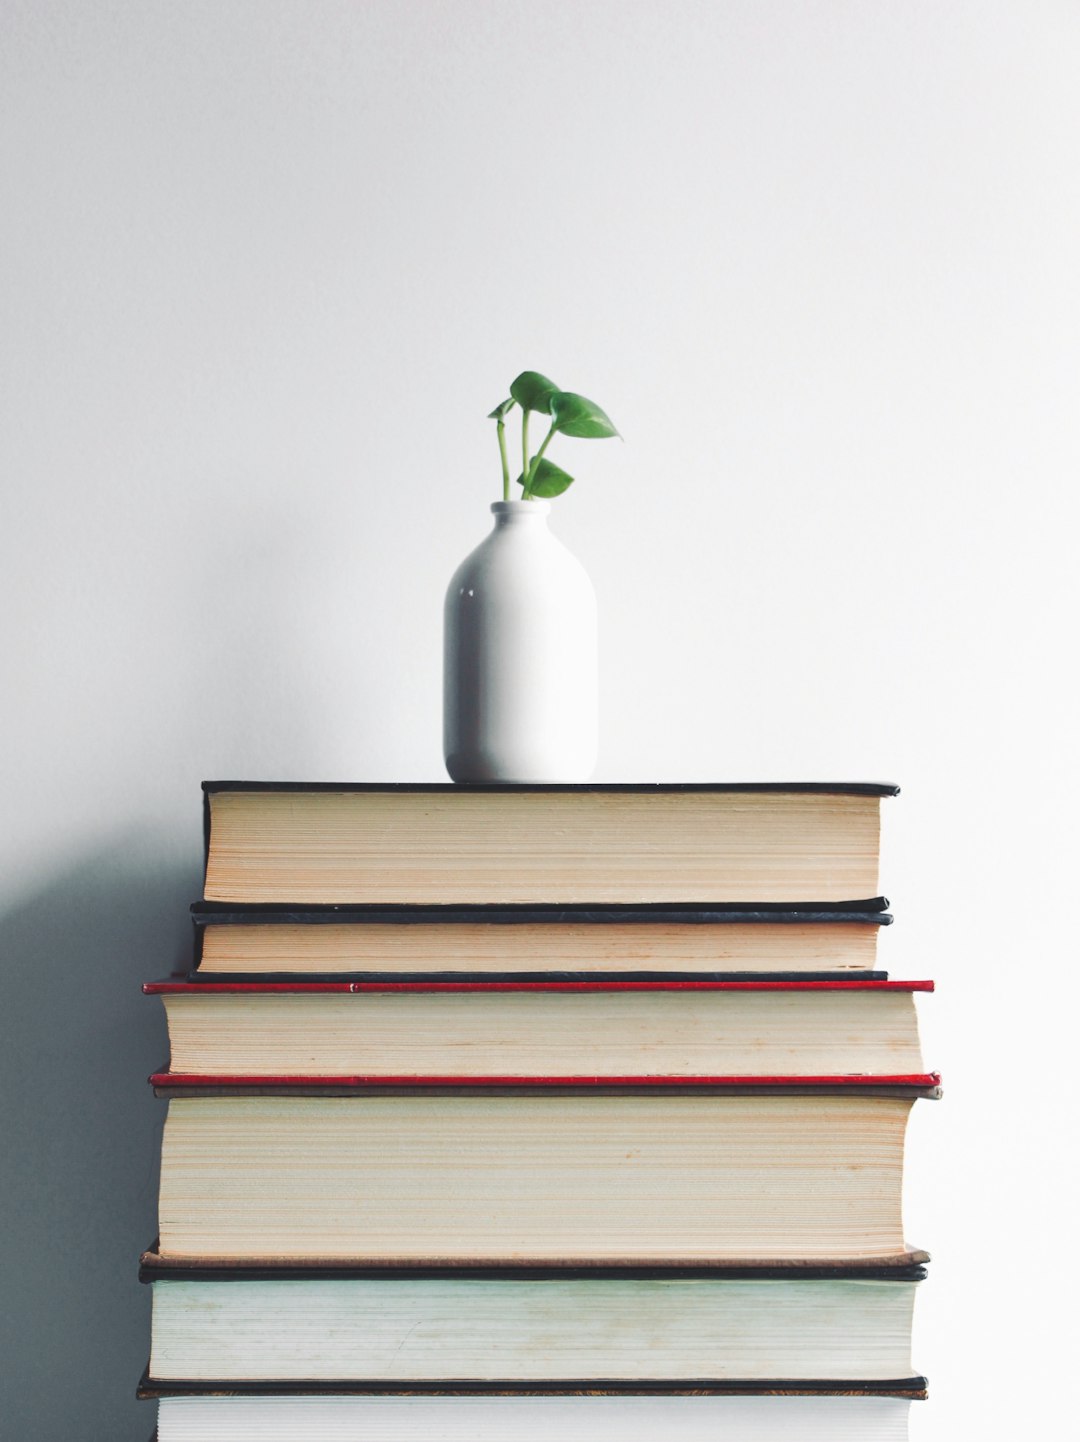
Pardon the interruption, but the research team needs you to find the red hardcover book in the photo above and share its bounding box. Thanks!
[153,1088,934,1263]
[144,978,937,1089]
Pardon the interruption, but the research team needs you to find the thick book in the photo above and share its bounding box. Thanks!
[144,979,932,1081]
[201,782,898,905]
[142,1269,923,1388]
[190,900,893,980]
[154,1090,935,1263]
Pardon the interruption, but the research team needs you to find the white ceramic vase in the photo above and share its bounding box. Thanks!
[443,500,598,782]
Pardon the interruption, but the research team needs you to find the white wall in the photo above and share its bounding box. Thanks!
[2,1,1077,1435]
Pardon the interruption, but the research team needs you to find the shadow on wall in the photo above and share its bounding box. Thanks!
[0,514,389,1440]
[0,837,198,1440]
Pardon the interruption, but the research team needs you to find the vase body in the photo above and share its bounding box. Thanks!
[443,501,598,782]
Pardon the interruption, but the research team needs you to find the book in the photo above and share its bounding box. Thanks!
[154,1090,936,1263]
[145,979,932,1080]
[151,1396,920,1431]
[142,1270,923,1387]
[190,901,893,979]
[201,783,897,905]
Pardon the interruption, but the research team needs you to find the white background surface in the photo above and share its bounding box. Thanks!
[2,2,1077,1436]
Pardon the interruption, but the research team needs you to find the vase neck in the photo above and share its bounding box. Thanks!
[491,500,551,528]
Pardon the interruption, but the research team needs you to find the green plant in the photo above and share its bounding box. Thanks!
[488,371,619,501]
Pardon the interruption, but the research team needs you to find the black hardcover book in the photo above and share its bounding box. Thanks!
[140,1375,929,1399]
[200,782,898,907]
[139,1256,927,1400]
[139,1242,930,1282]
[189,899,892,981]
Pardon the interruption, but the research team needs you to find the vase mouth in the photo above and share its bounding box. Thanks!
[491,500,551,516]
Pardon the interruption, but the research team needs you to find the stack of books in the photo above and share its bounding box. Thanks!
[140,782,937,1441]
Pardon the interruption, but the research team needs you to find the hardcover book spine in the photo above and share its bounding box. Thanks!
[139,1375,929,1400]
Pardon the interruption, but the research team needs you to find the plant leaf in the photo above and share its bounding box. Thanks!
[510,371,560,414]
[488,398,515,419]
[516,458,575,498]
[550,390,619,439]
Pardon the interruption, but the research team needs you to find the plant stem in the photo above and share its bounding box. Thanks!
[521,410,530,498]
[496,420,510,501]
[521,423,558,498]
